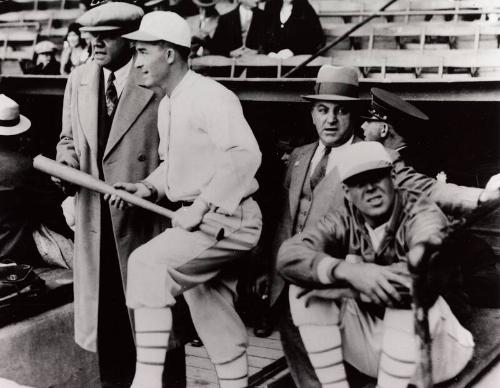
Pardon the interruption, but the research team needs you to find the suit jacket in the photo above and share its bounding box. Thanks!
[56,61,167,352]
[268,139,483,305]
[262,0,325,55]
[210,5,266,56]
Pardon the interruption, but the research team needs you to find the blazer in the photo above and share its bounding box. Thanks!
[56,61,167,352]
[268,139,483,305]
[210,5,267,56]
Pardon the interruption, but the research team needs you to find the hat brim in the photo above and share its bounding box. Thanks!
[302,94,359,102]
[192,0,217,7]
[342,163,392,182]
[0,115,31,136]
[122,29,162,42]
[79,25,122,32]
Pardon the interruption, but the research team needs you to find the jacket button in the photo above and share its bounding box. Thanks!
[138,154,146,162]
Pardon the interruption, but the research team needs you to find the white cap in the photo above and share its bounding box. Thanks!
[122,11,191,48]
[35,40,57,54]
[337,142,392,182]
[0,94,31,136]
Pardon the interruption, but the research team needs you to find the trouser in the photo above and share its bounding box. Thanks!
[98,204,186,388]
[289,284,475,387]
[127,198,262,365]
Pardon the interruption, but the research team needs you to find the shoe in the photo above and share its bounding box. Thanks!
[189,336,203,347]
[253,316,273,338]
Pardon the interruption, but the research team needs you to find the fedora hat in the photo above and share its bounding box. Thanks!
[0,95,31,136]
[303,65,359,102]
[193,0,217,7]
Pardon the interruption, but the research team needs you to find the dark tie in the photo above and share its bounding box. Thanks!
[310,146,332,190]
[105,72,118,117]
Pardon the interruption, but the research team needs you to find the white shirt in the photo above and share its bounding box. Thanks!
[280,3,293,25]
[365,221,389,252]
[149,70,261,214]
[102,59,132,98]
[239,4,253,44]
[310,136,354,177]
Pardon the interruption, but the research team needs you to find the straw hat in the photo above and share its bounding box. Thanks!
[0,95,31,136]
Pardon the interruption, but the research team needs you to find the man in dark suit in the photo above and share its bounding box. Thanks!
[54,2,186,387]
[210,0,266,57]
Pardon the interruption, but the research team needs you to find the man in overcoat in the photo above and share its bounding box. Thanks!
[55,3,185,387]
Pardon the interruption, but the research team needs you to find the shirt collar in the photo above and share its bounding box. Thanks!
[103,59,132,97]
[317,135,354,153]
[170,70,197,99]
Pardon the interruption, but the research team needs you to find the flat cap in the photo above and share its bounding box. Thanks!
[361,87,429,124]
[337,142,392,182]
[78,1,144,33]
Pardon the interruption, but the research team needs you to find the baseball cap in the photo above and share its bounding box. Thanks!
[122,11,191,48]
[337,142,393,182]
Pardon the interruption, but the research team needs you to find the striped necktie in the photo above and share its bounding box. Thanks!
[105,72,118,117]
[310,146,332,190]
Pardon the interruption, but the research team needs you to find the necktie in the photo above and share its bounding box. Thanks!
[105,72,118,117]
[310,146,332,190]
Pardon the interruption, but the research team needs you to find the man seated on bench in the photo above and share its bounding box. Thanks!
[277,141,475,388]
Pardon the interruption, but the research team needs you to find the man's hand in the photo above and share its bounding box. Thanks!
[172,199,210,231]
[230,46,258,58]
[104,182,151,210]
[51,160,79,196]
[334,262,411,307]
[478,173,500,207]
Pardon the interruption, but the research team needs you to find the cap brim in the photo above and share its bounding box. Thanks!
[360,115,386,122]
[192,0,217,6]
[79,25,122,32]
[0,115,31,136]
[302,94,359,102]
[122,29,161,41]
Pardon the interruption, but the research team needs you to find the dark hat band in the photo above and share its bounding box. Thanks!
[0,117,20,127]
[315,82,358,98]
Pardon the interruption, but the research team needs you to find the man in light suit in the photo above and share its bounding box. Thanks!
[266,65,500,388]
[54,3,185,387]
[107,11,262,388]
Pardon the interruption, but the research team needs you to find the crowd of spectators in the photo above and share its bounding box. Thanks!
[17,0,324,76]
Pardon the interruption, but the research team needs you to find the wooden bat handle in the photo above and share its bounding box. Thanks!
[33,155,224,240]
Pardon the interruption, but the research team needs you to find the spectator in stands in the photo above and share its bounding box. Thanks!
[53,3,186,387]
[263,0,324,59]
[60,23,90,75]
[31,41,60,75]
[278,141,475,388]
[145,0,199,17]
[186,0,220,57]
[210,0,266,57]
[0,94,70,267]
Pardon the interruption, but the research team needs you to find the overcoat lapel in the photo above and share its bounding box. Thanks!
[104,69,154,159]
[289,142,317,224]
[77,63,100,156]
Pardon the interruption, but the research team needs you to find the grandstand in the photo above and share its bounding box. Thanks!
[0,0,498,80]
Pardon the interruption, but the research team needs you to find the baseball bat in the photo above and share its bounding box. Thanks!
[33,155,225,240]
[409,243,433,388]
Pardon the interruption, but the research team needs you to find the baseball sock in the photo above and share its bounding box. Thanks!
[298,325,349,388]
[376,309,417,388]
[131,307,172,388]
[214,352,248,388]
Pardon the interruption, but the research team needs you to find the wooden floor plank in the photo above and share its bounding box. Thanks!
[186,330,284,387]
